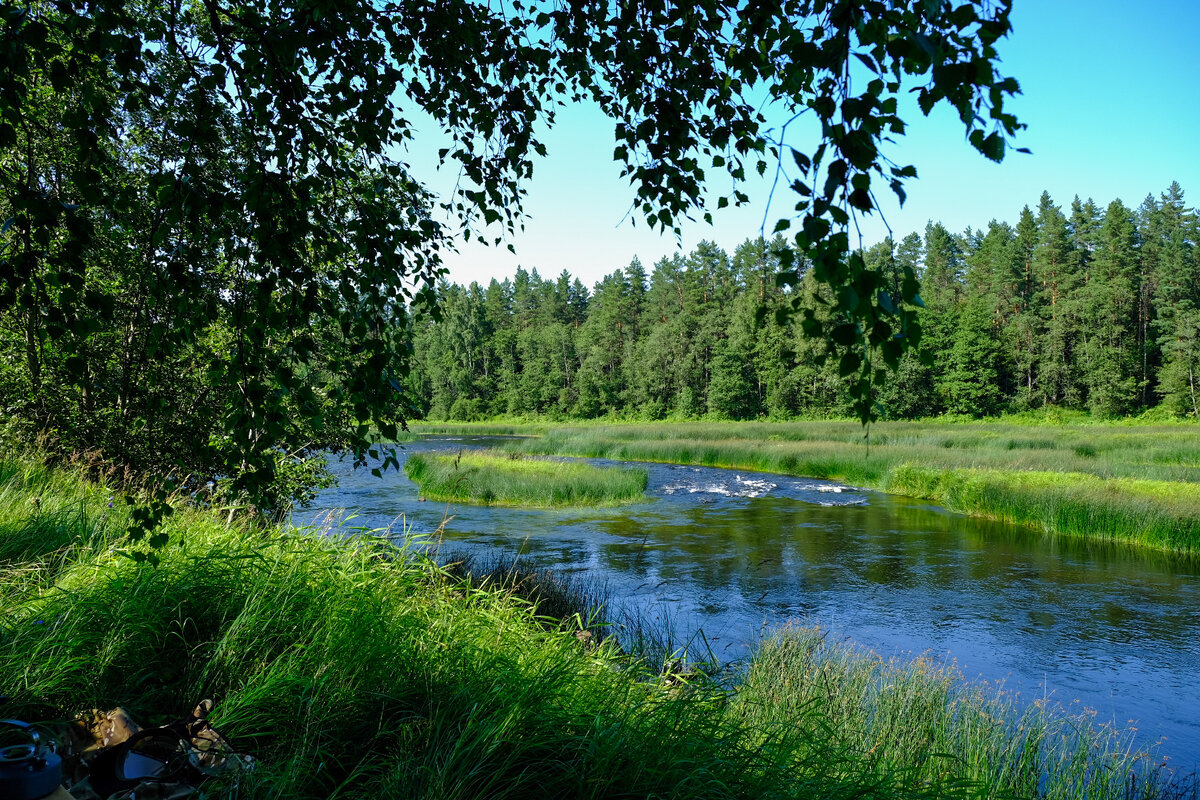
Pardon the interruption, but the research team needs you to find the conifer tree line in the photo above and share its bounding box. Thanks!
[409,183,1200,420]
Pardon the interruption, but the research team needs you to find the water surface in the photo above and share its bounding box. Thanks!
[295,436,1200,770]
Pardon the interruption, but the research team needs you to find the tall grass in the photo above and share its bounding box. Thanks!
[404,449,648,507]
[887,466,1200,553]
[735,626,1196,800]
[438,548,613,639]
[0,454,1193,799]
[410,421,549,436]
[438,550,733,677]
[472,421,1200,554]
[0,457,123,588]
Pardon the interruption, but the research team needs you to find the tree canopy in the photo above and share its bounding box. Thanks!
[408,183,1199,423]
[0,0,1023,529]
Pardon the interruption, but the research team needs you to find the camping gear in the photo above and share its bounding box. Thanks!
[2,700,251,800]
[0,718,64,800]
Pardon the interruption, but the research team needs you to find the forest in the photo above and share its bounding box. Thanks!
[411,183,1200,422]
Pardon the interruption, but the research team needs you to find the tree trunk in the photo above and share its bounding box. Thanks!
[25,305,41,400]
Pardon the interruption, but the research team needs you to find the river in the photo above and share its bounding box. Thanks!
[293,435,1200,771]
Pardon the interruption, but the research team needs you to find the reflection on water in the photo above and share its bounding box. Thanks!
[294,436,1200,770]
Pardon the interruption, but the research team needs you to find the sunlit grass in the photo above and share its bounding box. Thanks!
[404,449,648,507]
[0,453,1194,799]
[736,626,1194,800]
[428,421,1200,554]
[888,467,1200,552]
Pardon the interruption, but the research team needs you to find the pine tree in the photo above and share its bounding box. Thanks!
[482,279,519,415]
[788,270,850,416]
[575,270,633,416]
[921,221,965,405]
[707,291,760,418]
[942,294,1004,415]
[407,183,1192,422]
[735,237,799,417]
[870,235,938,418]
[1151,183,1200,416]
[1079,200,1140,415]
[1031,192,1079,405]
[1006,206,1041,407]
[630,254,691,417]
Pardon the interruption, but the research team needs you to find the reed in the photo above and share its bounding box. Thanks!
[438,548,613,639]
[887,466,1200,552]
[735,626,1195,800]
[477,421,1200,554]
[404,449,648,507]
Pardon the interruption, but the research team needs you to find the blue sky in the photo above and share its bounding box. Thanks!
[411,0,1200,288]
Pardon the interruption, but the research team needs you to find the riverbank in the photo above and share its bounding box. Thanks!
[1,454,1193,799]
[410,420,1200,555]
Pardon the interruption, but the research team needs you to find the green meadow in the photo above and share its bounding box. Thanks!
[404,449,648,507]
[1,454,1193,800]
[411,419,1200,555]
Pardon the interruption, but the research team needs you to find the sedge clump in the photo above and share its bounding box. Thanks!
[404,449,648,508]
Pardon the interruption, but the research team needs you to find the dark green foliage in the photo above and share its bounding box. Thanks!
[412,183,1199,423]
[708,296,761,419]
[2,0,451,518]
[1081,201,1141,416]
[942,296,1004,416]
[1150,183,1200,416]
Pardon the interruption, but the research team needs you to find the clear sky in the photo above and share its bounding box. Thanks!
[408,0,1200,289]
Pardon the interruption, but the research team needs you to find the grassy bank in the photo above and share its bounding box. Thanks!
[888,466,1200,553]
[408,421,1200,555]
[737,626,1194,800]
[404,449,648,507]
[1,455,1194,799]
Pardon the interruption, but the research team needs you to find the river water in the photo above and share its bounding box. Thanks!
[294,436,1200,771]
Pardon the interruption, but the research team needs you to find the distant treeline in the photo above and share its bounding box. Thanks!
[409,183,1199,421]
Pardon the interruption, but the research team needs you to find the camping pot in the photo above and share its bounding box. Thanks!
[0,719,63,800]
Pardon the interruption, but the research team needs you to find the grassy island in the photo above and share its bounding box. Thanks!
[404,449,648,507]
[0,455,1194,799]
